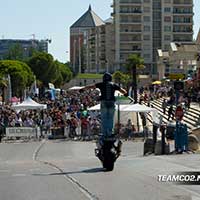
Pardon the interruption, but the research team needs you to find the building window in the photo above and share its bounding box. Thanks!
[164,7,171,12]
[143,35,150,40]
[143,7,150,12]
[143,44,150,50]
[164,26,171,32]
[144,26,150,32]
[144,16,150,22]
[164,35,171,41]
[164,0,171,3]
[144,0,150,2]
[164,44,170,50]
[164,16,171,22]
[144,54,150,59]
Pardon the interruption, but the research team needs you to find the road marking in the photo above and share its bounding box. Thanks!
[32,139,46,161]
[33,139,99,200]
[12,174,26,177]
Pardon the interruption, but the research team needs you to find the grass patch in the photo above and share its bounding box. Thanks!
[76,73,103,79]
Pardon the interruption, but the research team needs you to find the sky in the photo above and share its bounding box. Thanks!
[1,0,200,63]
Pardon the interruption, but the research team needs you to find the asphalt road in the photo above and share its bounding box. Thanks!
[0,140,200,200]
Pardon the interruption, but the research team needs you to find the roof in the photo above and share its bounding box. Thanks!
[104,17,113,24]
[170,42,178,51]
[157,49,169,57]
[171,42,200,52]
[70,5,104,28]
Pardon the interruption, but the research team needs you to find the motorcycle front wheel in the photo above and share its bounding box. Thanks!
[102,150,115,171]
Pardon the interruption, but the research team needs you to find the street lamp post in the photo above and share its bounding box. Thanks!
[132,65,137,104]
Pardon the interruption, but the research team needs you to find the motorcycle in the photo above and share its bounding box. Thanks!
[95,135,122,171]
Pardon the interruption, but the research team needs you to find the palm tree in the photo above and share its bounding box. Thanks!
[0,75,8,104]
[126,54,144,103]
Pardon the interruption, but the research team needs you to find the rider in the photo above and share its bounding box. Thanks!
[79,72,128,139]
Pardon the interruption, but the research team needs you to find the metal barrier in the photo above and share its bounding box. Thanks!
[6,127,38,138]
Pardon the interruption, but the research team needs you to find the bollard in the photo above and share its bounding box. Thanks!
[153,123,158,152]
[175,121,181,152]
[183,124,188,151]
[160,125,166,155]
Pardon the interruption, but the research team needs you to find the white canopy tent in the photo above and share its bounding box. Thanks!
[68,86,84,91]
[88,103,157,132]
[88,103,156,113]
[12,97,47,111]
[121,103,156,113]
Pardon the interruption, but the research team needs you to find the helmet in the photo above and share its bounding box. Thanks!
[103,72,112,82]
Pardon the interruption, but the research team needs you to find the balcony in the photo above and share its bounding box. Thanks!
[173,0,192,4]
[120,49,141,53]
[119,0,141,4]
[173,31,193,34]
[120,30,142,34]
[120,40,141,44]
[173,21,193,24]
[120,20,142,24]
[173,11,193,15]
[173,2,193,6]
[119,10,142,14]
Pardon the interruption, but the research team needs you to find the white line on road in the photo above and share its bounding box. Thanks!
[12,174,26,177]
[33,140,99,200]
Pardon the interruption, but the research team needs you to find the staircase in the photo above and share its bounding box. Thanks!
[143,98,200,133]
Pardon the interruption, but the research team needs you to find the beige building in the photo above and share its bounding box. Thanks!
[197,28,200,44]
[70,6,115,73]
[112,0,193,76]
[70,5,105,73]
[70,1,194,76]
[157,42,200,80]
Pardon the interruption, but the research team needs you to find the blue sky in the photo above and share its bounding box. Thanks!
[1,0,200,63]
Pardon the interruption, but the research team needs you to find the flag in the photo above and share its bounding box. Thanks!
[50,89,55,100]
[48,83,55,89]
[29,79,37,95]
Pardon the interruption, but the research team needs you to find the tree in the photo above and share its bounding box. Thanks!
[0,74,8,103]
[113,71,124,86]
[0,60,34,97]
[113,71,131,90]
[54,60,73,87]
[126,54,144,103]
[27,52,58,86]
[28,53,73,87]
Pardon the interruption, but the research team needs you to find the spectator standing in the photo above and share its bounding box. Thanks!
[168,105,174,121]
[162,99,167,114]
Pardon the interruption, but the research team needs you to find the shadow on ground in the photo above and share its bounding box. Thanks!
[32,167,105,176]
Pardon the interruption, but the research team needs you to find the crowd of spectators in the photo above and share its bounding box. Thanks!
[0,89,101,140]
[1,81,200,141]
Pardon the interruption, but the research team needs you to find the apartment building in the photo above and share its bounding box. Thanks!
[112,0,193,76]
[0,39,49,60]
[70,5,107,73]
[197,28,200,44]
